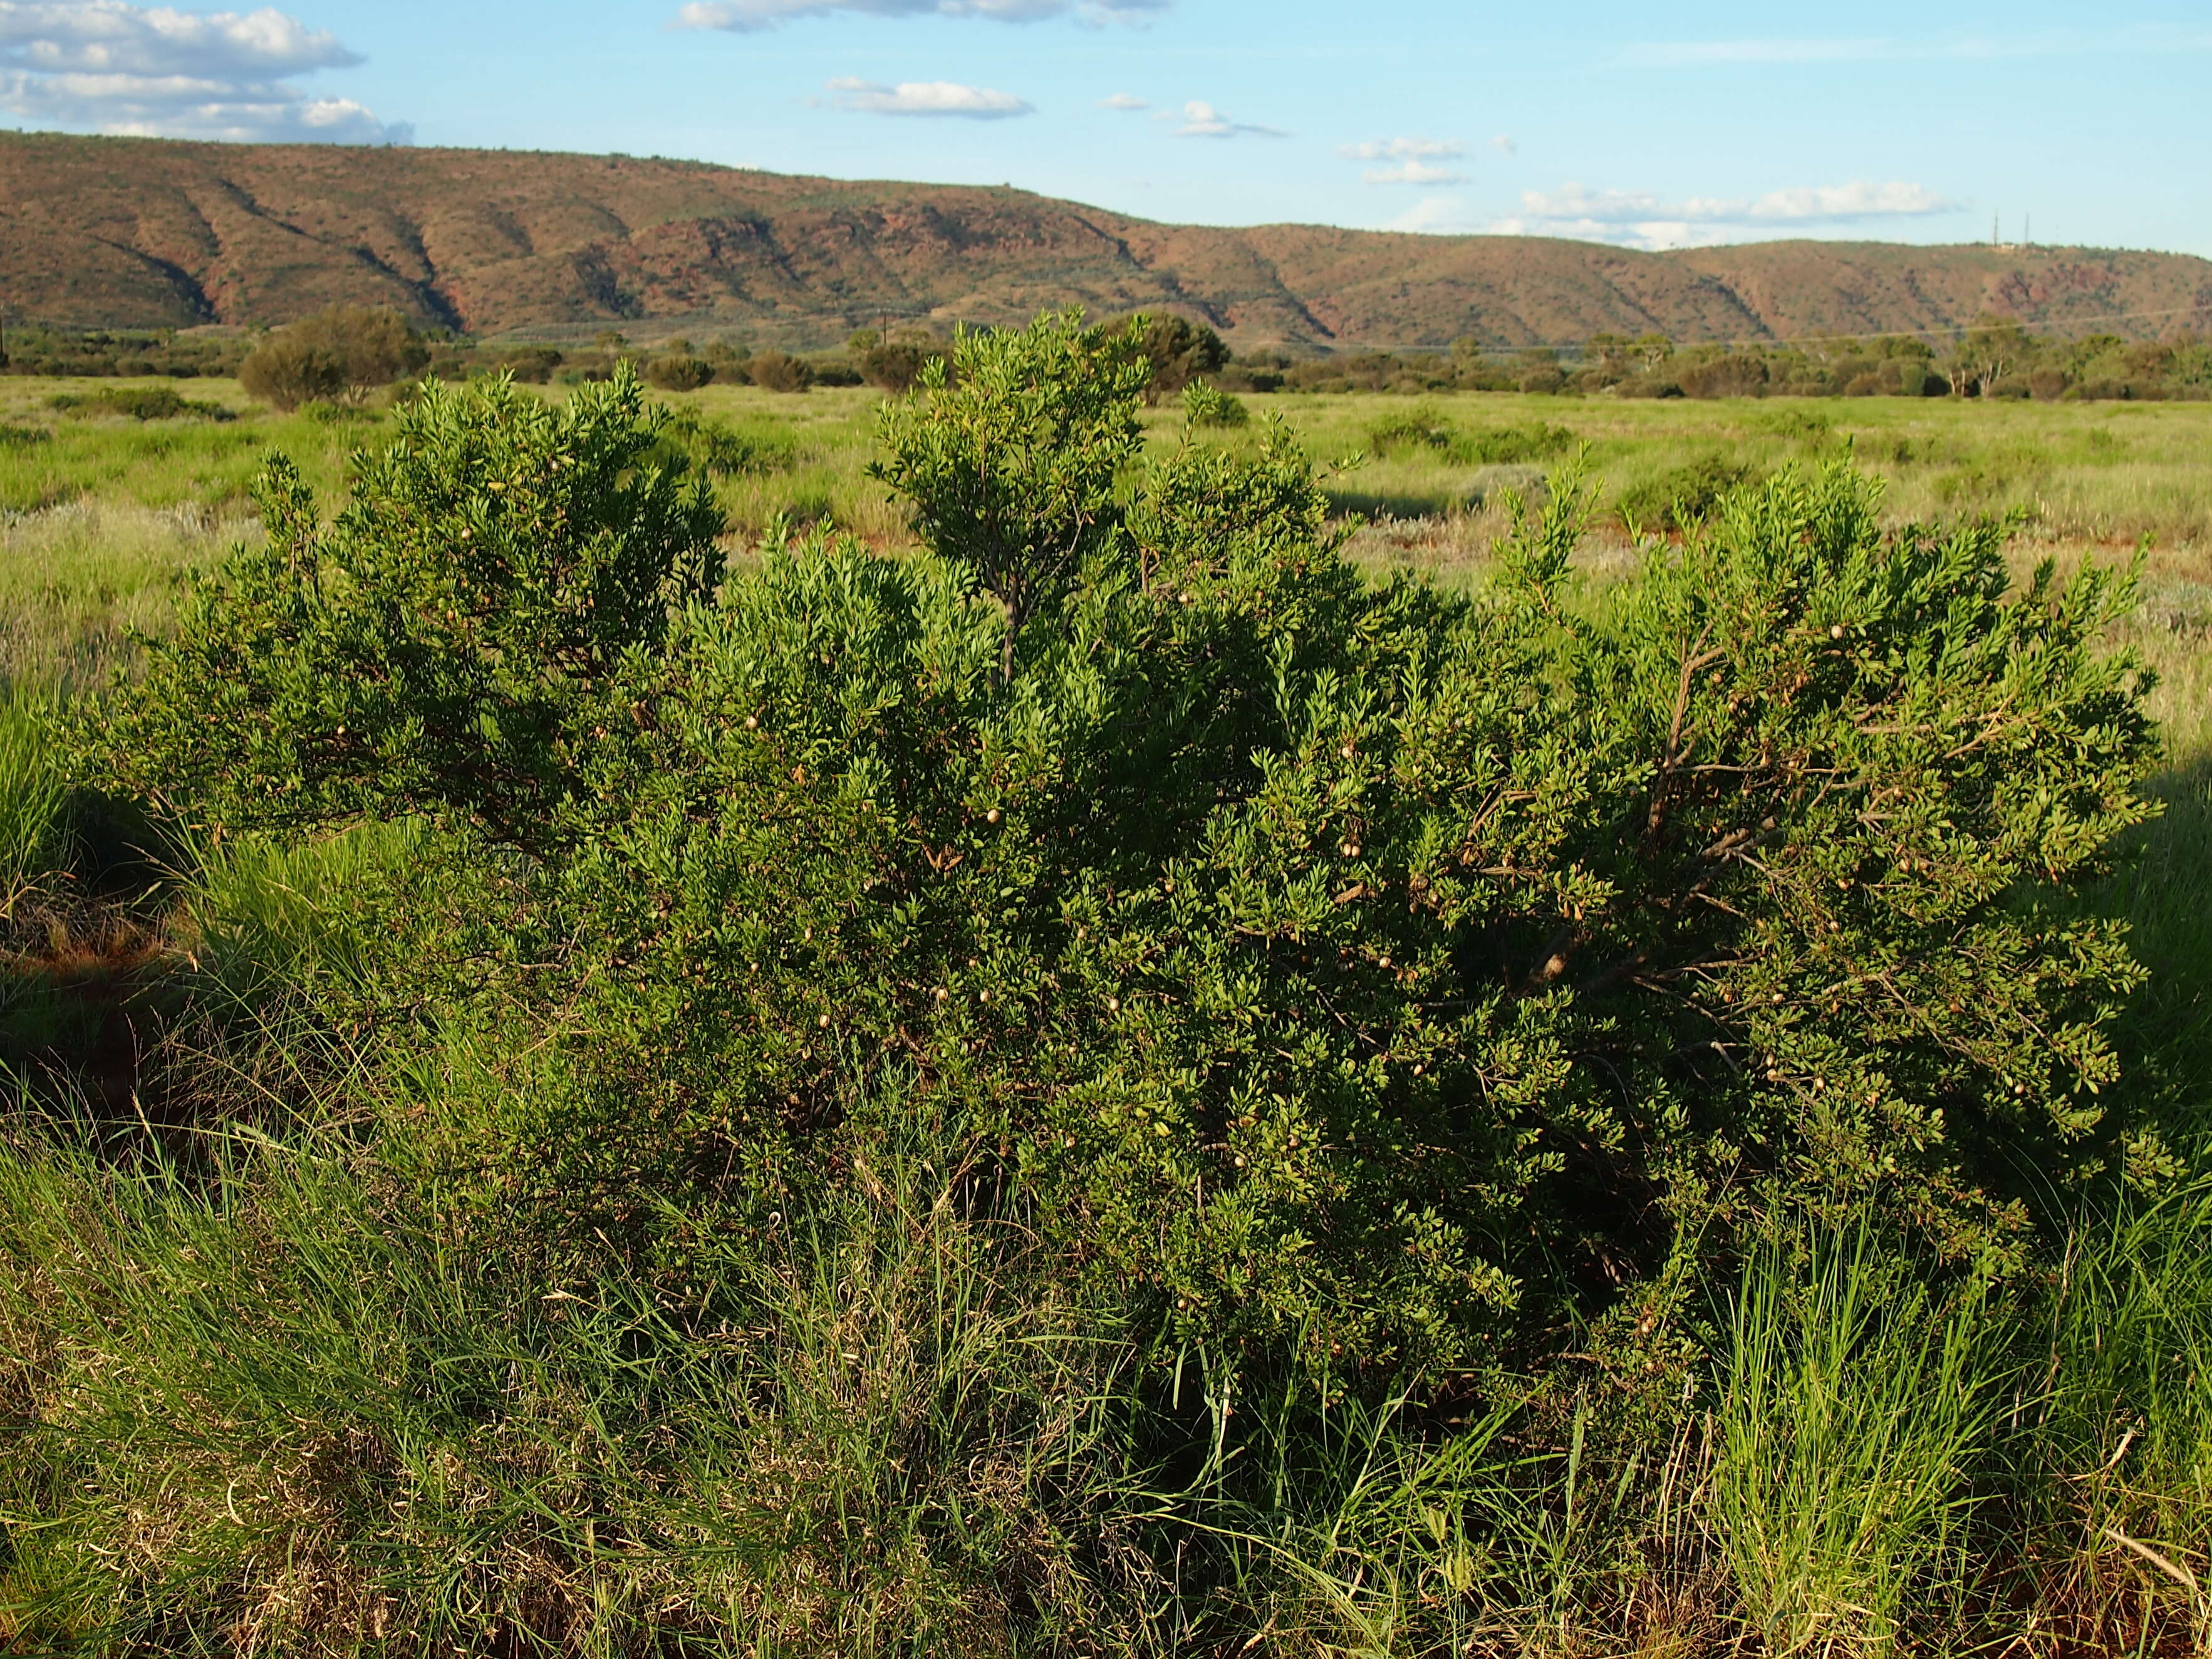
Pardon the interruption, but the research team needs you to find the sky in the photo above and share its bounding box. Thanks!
[3,0,2209,257]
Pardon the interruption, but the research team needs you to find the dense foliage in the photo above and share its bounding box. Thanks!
[1223,320,2212,402]
[96,319,2161,1377]
[16,301,2206,410]
[0,321,250,379]
[848,326,953,392]
[1099,313,1232,403]
[106,371,723,850]
[238,304,433,411]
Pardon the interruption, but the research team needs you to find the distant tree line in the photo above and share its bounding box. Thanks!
[12,303,2207,406]
[1214,318,2212,402]
[0,322,250,379]
[1571,316,2212,402]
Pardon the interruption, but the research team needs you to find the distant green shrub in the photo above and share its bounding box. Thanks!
[644,354,715,392]
[239,304,430,412]
[0,422,49,449]
[655,406,797,476]
[1464,461,1549,509]
[1615,452,1762,531]
[851,328,948,392]
[1899,361,1942,396]
[1101,311,1229,403]
[49,385,232,422]
[1369,408,1577,467]
[1455,420,1576,464]
[1677,353,1770,399]
[1366,400,1458,455]
[745,350,814,393]
[1181,381,1249,428]
[499,346,564,384]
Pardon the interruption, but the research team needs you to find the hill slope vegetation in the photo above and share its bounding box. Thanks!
[4,131,2209,350]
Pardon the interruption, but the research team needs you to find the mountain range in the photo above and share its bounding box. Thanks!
[4,130,2209,353]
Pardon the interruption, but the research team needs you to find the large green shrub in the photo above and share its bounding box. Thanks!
[849,326,950,392]
[1100,312,1229,403]
[100,318,2160,1375]
[239,304,430,412]
[643,353,715,392]
[102,368,723,853]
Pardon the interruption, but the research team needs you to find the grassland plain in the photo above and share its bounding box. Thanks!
[6,374,2211,674]
[2,361,2210,1656]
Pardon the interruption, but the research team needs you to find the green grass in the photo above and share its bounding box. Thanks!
[0,501,236,694]
[8,1111,2206,1655]
[1711,1224,1998,1656]
[0,378,363,517]
[0,695,65,925]
[9,374,2211,573]
[0,1095,1161,1655]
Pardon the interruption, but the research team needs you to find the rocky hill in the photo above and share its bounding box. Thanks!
[4,130,2208,351]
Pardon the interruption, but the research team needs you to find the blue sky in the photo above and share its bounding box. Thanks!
[3,0,2209,256]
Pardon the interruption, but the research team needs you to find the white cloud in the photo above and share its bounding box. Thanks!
[1339,137,1465,185]
[1386,196,1476,235]
[1173,98,1283,139]
[1489,134,1515,155]
[1743,180,1950,220]
[675,0,1165,29]
[1361,159,1464,185]
[1098,90,1145,110]
[0,2,405,141]
[1482,179,1955,250]
[1339,135,1462,162]
[824,75,1031,117]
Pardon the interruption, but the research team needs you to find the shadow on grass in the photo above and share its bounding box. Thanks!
[1325,486,1462,520]
[2099,749,2212,1137]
